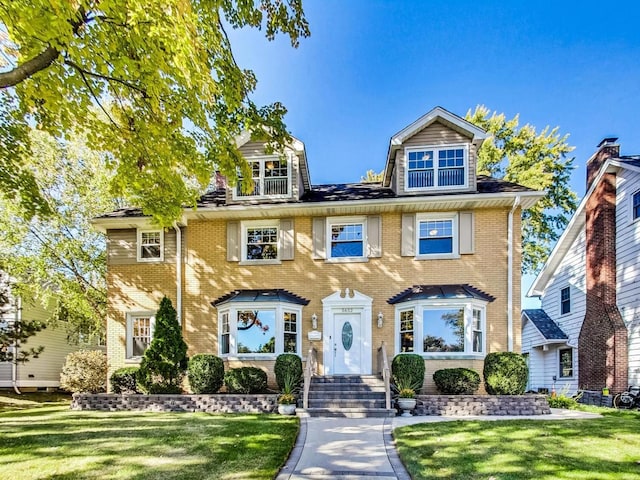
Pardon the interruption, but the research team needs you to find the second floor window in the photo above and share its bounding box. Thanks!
[406,146,467,190]
[137,230,164,262]
[633,191,640,220]
[560,287,571,315]
[236,157,289,198]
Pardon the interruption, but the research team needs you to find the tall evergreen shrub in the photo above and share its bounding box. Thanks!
[274,353,302,390]
[137,297,188,393]
[391,353,425,392]
[483,352,528,395]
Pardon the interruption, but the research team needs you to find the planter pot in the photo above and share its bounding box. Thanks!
[278,404,296,415]
[397,398,416,417]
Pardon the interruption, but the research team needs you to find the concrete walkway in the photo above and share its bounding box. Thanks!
[275,409,602,480]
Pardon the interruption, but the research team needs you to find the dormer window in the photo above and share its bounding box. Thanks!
[235,157,290,199]
[406,145,467,190]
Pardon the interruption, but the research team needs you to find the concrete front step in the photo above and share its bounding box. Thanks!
[307,399,386,408]
[308,391,387,399]
[311,375,385,385]
[308,384,387,392]
[298,407,397,418]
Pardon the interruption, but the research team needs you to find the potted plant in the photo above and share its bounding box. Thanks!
[602,387,610,396]
[395,378,419,417]
[277,371,299,415]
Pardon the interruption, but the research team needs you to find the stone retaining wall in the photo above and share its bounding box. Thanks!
[577,390,613,408]
[414,394,551,415]
[72,393,278,413]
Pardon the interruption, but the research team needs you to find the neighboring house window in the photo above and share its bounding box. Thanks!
[416,213,458,258]
[399,310,414,353]
[633,191,640,220]
[559,348,574,378]
[327,217,366,261]
[406,146,467,190]
[235,157,290,198]
[395,301,486,355]
[560,287,571,315]
[126,313,155,359]
[137,229,164,262]
[217,303,302,356]
[242,221,279,262]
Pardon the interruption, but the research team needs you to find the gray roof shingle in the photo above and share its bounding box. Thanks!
[211,289,310,307]
[387,284,495,305]
[522,309,568,340]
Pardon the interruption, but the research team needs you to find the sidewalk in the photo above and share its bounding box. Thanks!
[275,409,601,480]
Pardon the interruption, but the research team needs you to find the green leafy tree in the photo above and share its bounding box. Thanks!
[466,106,578,273]
[137,296,188,394]
[0,1,309,226]
[360,169,384,183]
[0,128,118,339]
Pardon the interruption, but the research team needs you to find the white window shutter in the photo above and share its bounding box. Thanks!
[227,221,240,262]
[459,211,474,254]
[367,215,382,258]
[280,218,294,260]
[401,214,415,256]
[312,217,326,259]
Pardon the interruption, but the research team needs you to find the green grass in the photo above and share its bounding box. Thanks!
[394,407,640,480]
[0,392,298,480]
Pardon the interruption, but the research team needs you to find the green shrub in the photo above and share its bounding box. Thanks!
[274,353,302,390]
[433,368,480,394]
[224,367,268,394]
[547,394,578,409]
[483,352,528,395]
[60,350,107,393]
[188,354,224,393]
[137,297,188,394]
[391,353,425,393]
[110,367,140,394]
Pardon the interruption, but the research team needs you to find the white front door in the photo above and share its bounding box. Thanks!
[333,313,362,374]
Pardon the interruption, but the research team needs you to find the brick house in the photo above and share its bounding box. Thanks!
[525,138,640,394]
[94,106,543,393]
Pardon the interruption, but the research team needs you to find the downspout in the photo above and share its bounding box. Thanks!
[507,196,521,352]
[173,223,183,326]
[12,296,22,394]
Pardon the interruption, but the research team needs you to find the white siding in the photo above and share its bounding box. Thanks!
[616,169,640,385]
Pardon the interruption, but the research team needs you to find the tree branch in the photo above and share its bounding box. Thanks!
[64,59,150,98]
[0,46,59,88]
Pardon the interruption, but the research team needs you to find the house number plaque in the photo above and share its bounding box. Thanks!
[342,322,353,350]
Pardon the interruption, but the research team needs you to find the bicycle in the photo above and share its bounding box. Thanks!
[613,386,640,409]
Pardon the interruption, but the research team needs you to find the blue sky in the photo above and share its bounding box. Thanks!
[227,0,640,306]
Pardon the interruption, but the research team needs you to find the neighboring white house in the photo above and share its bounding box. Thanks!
[0,276,104,391]
[525,138,640,394]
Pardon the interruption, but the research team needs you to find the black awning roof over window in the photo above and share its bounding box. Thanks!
[387,284,495,305]
[522,309,568,340]
[212,289,310,307]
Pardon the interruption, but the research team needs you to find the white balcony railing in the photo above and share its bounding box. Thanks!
[408,167,464,188]
[236,177,289,197]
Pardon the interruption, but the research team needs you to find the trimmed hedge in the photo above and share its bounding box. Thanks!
[483,352,528,395]
[433,368,480,394]
[188,354,224,394]
[274,353,302,390]
[110,367,140,394]
[60,350,107,393]
[224,367,268,394]
[391,353,425,392]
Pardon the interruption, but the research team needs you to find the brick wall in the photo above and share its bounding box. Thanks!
[107,207,522,393]
[415,394,551,416]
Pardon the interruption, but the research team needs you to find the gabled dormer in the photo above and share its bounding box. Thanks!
[383,106,487,195]
[225,132,311,204]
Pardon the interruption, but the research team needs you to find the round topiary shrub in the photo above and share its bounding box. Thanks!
[188,354,224,393]
[391,353,425,393]
[274,353,302,390]
[483,352,528,395]
[60,350,107,393]
[224,367,268,394]
[110,367,140,394]
[433,368,481,394]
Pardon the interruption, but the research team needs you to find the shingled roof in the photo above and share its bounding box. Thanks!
[211,289,310,307]
[522,309,568,341]
[387,284,495,305]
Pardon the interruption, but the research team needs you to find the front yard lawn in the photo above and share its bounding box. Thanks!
[394,408,640,480]
[0,393,298,480]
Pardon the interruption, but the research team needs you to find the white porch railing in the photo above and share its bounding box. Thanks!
[303,345,318,409]
[377,341,391,410]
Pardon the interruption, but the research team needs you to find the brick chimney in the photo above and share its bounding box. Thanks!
[578,138,628,393]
